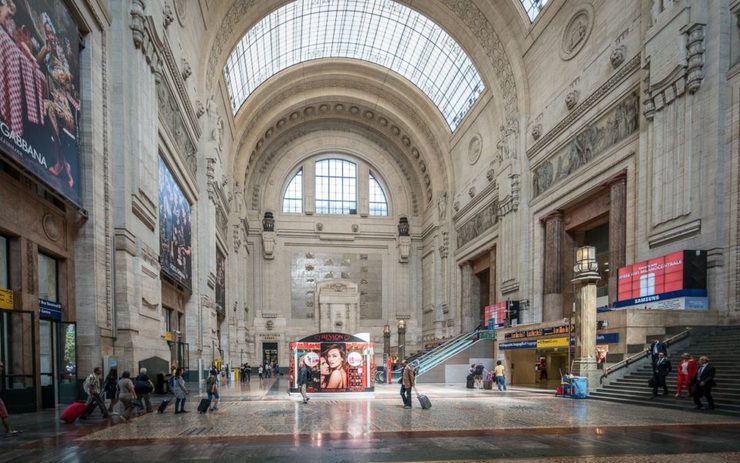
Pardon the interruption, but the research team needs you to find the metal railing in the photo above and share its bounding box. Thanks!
[391,329,488,381]
[599,327,692,384]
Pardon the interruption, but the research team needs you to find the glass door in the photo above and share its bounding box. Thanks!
[57,322,77,403]
[0,310,37,413]
[39,319,56,408]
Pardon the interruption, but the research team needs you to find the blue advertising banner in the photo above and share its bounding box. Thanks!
[596,332,619,344]
[0,0,82,206]
[159,158,192,289]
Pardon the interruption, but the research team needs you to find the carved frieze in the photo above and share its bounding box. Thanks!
[532,91,639,197]
[455,198,499,248]
[156,78,197,177]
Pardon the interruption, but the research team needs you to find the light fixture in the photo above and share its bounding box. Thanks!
[574,245,598,275]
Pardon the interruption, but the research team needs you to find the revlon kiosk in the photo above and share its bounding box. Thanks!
[289,333,375,399]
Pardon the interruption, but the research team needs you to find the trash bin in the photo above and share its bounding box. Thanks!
[570,376,588,399]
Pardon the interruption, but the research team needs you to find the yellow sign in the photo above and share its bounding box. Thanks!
[164,331,174,342]
[537,337,569,349]
[0,288,13,310]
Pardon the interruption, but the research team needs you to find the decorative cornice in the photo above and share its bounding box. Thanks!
[452,176,499,223]
[527,53,641,160]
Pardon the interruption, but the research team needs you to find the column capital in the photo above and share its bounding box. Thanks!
[540,209,564,224]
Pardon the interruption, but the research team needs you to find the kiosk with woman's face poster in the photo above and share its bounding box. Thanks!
[289,333,374,395]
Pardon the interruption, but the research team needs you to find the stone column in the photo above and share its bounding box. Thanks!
[571,270,600,391]
[397,320,406,362]
[460,262,474,331]
[608,175,627,307]
[542,211,564,321]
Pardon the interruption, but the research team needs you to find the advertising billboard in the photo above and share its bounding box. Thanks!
[290,333,374,393]
[159,158,192,289]
[616,250,707,308]
[485,302,507,328]
[0,0,82,206]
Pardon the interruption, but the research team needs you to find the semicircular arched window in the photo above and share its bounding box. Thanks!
[281,158,391,216]
[223,0,485,130]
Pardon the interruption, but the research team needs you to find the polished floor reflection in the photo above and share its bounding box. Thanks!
[1,377,739,462]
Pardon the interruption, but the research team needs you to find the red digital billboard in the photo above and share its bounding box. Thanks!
[617,250,706,304]
[485,301,507,328]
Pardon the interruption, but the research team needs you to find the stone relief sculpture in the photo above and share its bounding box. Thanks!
[532,91,639,197]
[496,118,519,164]
[438,192,448,221]
[456,200,499,248]
[560,6,593,61]
[468,135,482,165]
[610,45,626,69]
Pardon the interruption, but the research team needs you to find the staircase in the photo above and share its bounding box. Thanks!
[391,329,488,382]
[590,326,740,417]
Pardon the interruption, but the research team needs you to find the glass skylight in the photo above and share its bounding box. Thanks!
[224,0,485,130]
[520,0,549,22]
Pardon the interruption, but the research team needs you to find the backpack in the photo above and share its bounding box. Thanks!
[83,374,94,393]
[207,375,216,390]
[474,365,484,375]
[168,376,175,387]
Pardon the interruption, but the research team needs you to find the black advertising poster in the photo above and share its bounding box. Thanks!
[159,158,192,289]
[0,0,82,206]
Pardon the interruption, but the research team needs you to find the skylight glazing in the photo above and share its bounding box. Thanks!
[223,0,485,130]
[520,0,549,22]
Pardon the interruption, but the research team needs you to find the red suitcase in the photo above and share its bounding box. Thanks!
[60,402,88,423]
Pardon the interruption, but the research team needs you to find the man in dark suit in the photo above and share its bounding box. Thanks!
[692,355,716,410]
[652,352,671,397]
[649,338,668,370]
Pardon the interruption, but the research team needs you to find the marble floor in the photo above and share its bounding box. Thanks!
[1,377,739,462]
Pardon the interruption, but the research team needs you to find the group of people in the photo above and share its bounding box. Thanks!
[468,361,507,391]
[82,367,158,421]
[649,339,716,410]
[257,361,280,380]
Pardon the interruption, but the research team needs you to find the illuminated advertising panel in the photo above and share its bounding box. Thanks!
[616,250,707,308]
[485,301,507,328]
[290,333,374,393]
[158,158,192,289]
[0,0,82,206]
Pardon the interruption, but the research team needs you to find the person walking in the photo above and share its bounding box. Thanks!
[675,353,697,398]
[116,371,138,420]
[171,368,189,413]
[82,367,110,419]
[245,363,251,382]
[693,356,716,410]
[298,359,311,404]
[400,360,415,409]
[258,364,263,380]
[649,338,668,371]
[0,361,20,436]
[651,351,671,397]
[206,369,220,411]
[102,368,119,413]
[134,368,154,413]
[494,360,507,391]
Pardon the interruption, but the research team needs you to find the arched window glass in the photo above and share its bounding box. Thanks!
[315,159,357,214]
[223,0,484,130]
[282,168,303,213]
[368,173,388,216]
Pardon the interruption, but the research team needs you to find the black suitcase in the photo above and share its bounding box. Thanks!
[466,377,475,389]
[417,394,432,409]
[197,398,211,413]
[483,380,493,390]
[157,399,170,414]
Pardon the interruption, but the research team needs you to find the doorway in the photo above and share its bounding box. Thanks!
[0,310,37,413]
[39,319,77,408]
[262,342,277,368]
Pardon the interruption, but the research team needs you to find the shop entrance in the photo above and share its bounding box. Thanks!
[39,320,77,408]
[0,310,37,413]
[262,342,278,368]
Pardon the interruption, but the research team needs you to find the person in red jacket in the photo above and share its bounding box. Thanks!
[675,352,697,397]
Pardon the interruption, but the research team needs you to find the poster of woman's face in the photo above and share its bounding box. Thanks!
[159,158,192,288]
[0,0,82,206]
[320,343,348,390]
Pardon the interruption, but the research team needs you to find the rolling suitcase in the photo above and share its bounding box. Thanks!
[157,399,170,414]
[417,394,432,409]
[60,402,88,423]
[466,374,475,389]
[197,398,211,413]
[483,380,493,390]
